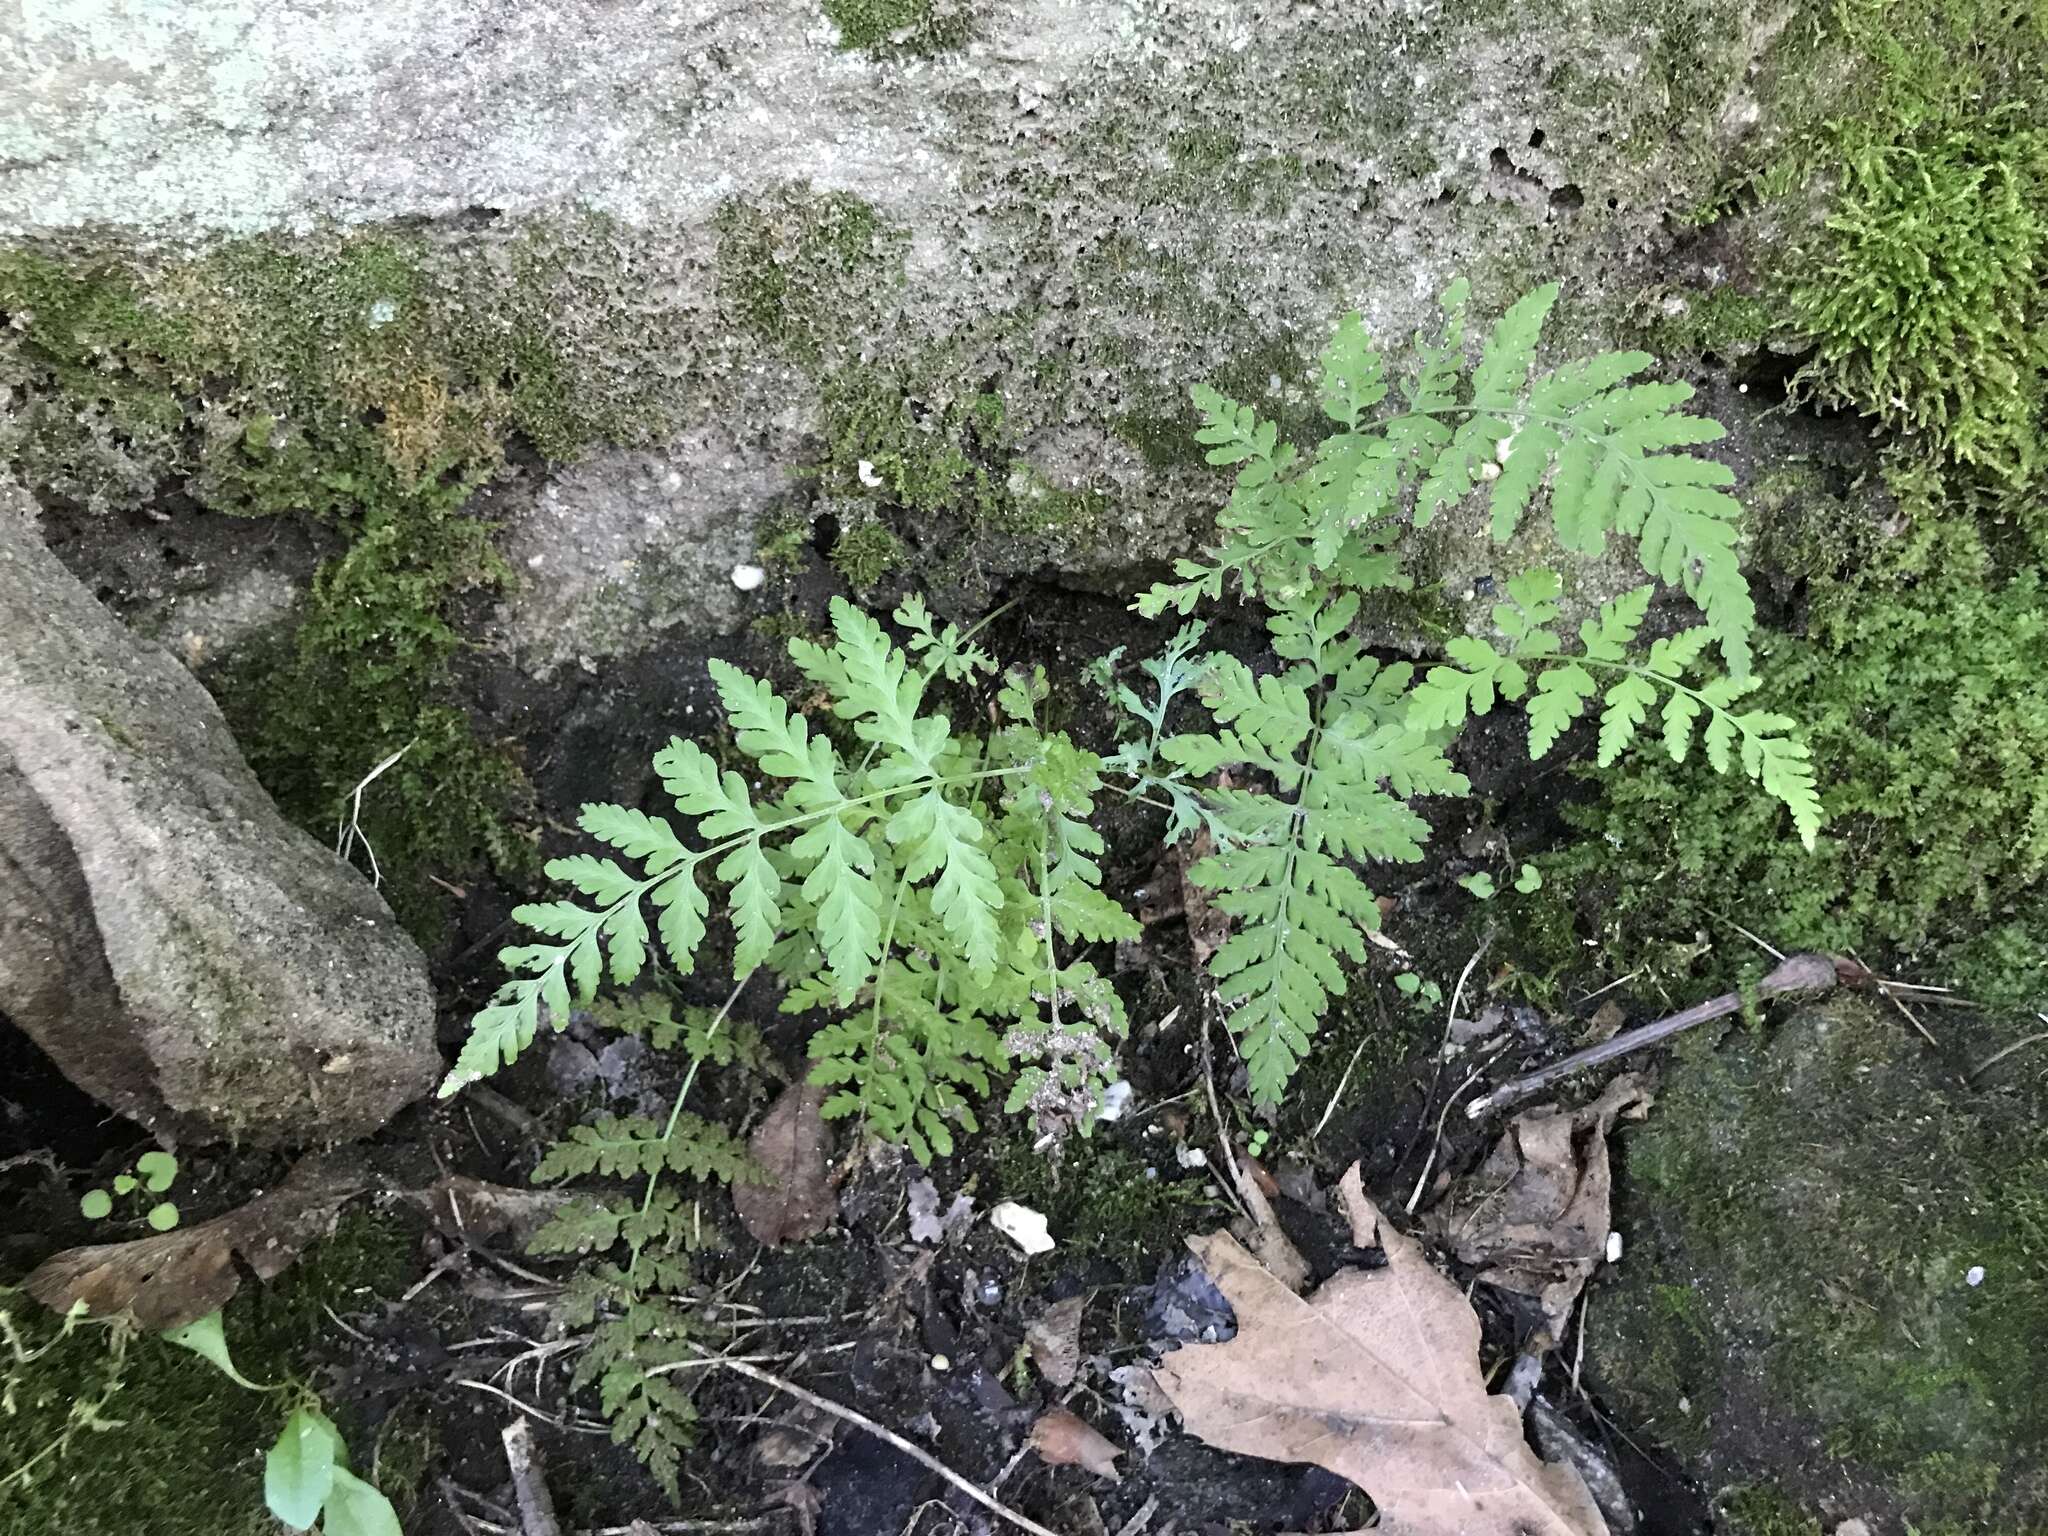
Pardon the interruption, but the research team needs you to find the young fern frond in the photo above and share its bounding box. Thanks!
[1139,280,1757,676]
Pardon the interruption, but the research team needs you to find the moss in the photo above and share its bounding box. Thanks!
[820,0,971,54]
[0,1208,420,1536]
[1716,1486,1826,1536]
[214,467,536,939]
[714,187,905,363]
[1630,284,1780,360]
[991,1138,1222,1276]
[1522,514,2048,1009]
[828,515,906,590]
[1589,998,2048,1530]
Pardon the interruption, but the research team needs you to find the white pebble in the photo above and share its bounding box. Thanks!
[930,1354,951,1372]
[730,563,767,591]
[1967,1265,1986,1287]
[1176,1145,1208,1170]
[857,459,884,487]
[366,297,398,328]
[990,1200,1055,1256]
[1606,1230,1624,1263]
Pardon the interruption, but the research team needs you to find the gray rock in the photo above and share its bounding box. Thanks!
[0,483,438,1145]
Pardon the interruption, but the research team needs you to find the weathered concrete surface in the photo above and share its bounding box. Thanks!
[0,478,438,1145]
[1,0,1803,671]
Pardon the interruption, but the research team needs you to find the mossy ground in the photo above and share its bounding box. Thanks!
[0,1209,422,1536]
[1589,997,2048,1531]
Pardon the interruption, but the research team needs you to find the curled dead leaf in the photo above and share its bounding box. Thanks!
[1152,1163,1607,1536]
[1427,1074,1652,1333]
[1025,1294,1086,1387]
[409,1174,574,1249]
[734,1081,835,1247]
[24,1153,365,1331]
[1027,1407,1122,1482]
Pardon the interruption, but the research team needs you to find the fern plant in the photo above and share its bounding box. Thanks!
[450,593,1138,1162]
[450,279,1819,1128]
[522,991,763,1495]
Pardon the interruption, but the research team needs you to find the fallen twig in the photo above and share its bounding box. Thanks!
[1970,1025,2048,1083]
[502,1418,565,1536]
[690,1348,1065,1536]
[1467,952,1841,1118]
[1848,948,1941,1049]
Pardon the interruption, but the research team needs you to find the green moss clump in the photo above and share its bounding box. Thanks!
[215,468,534,938]
[0,1209,419,1536]
[1790,121,2047,484]
[992,1140,1222,1276]
[1533,517,2048,1006]
[1590,998,2048,1530]
[820,0,971,54]
[714,187,905,363]
[1716,1487,1826,1536]
[828,515,906,590]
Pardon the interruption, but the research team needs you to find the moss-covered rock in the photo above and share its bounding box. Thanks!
[1591,997,2048,1532]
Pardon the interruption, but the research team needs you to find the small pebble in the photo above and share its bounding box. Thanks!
[1606,1230,1624,1264]
[1967,1264,1986,1287]
[930,1354,951,1372]
[730,563,767,591]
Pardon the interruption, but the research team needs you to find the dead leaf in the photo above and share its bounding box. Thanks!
[906,1176,975,1245]
[734,1081,835,1247]
[25,1153,366,1331]
[1427,1074,1652,1333]
[1027,1407,1122,1482]
[1026,1295,1086,1387]
[990,1200,1055,1255]
[1178,826,1233,967]
[1152,1164,1607,1536]
[409,1175,573,1249]
[1580,999,1625,1046]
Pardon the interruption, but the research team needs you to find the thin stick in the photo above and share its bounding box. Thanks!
[1113,1494,1161,1536]
[1308,1034,1369,1141]
[1970,1028,2048,1082]
[1405,1046,1501,1214]
[1849,948,1941,1050]
[1468,952,1840,1119]
[334,741,413,887]
[692,1351,1065,1536]
[501,1418,565,1536]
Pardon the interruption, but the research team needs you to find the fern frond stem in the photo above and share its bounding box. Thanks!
[625,973,747,1285]
[1514,650,1727,719]
[855,880,912,1146]
[1035,832,1061,1034]
[1100,778,1181,815]
[952,593,1022,652]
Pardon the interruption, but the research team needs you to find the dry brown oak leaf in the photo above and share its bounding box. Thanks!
[733,1080,835,1247]
[25,1153,366,1331]
[1428,1073,1653,1335]
[1153,1163,1607,1536]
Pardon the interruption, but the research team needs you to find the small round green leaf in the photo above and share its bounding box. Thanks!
[79,1189,112,1220]
[145,1201,180,1232]
[1457,872,1496,900]
[1394,972,1422,996]
[136,1150,178,1192]
[1514,862,1543,894]
[112,1174,138,1195]
[266,1407,342,1531]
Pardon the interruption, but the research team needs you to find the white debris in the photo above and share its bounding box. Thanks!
[857,459,884,487]
[1606,1230,1624,1264]
[1478,460,1502,481]
[1096,1080,1134,1122]
[365,297,398,328]
[1967,1264,1986,1287]
[990,1200,1055,1256]
[1175,1145,1208,1170]
[730,563,767,591]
